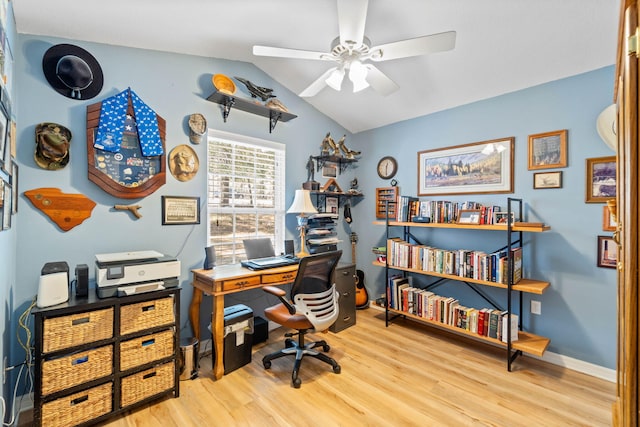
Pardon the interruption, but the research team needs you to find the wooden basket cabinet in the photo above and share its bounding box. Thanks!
[374,197,550,370]
[32,288,180,427]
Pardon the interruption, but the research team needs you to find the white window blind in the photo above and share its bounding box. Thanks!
[207,130,285,265]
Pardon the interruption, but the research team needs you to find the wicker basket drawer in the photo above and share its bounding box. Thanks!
[120,297,175,335]
[120,362,175,408]
[41,382,112,427]
[42,345,113,395]
[43,308,114,353]
[120,329,175,371]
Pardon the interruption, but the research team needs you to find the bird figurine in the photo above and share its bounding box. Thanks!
[337,135,361,159]
[321,132,338,155]
[234,77,276,101]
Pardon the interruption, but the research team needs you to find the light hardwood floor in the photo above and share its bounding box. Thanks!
[97,307,614,427]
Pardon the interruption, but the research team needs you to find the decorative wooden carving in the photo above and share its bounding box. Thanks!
[25,188,96,231]
[86,95,166,199]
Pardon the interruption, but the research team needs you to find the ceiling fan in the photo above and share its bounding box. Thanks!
[253,0,456,97]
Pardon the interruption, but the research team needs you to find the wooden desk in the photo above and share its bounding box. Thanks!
[189,263,298,380]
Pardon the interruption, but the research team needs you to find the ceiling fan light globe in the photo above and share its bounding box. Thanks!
[326,68,345,91]
[349,60,369,92]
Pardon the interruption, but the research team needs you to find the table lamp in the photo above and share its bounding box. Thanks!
[287,189,318,258]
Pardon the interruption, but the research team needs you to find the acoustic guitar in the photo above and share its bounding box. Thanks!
[350,232,370,309]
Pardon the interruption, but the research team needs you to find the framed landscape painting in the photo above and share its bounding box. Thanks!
[417,137,514,196]
[586,156,616,203]
[528,129,568,170]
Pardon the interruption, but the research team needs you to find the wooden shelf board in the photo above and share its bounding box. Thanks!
[207,90,297,121]
[387,308,550,357]
[372,261,550,294]
[373,221,550,232]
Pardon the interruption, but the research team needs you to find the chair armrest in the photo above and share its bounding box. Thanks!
[262,286,286,297]
[262,286,296,314]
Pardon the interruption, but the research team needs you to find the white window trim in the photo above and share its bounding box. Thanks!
[207,129,286,264]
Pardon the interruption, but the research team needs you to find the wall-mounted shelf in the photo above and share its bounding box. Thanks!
[206,89,297,133]
[312,155,358,172]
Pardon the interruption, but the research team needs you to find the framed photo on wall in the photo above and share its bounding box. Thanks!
[528,129,568,170]
[161,196,200,225]
[586,156,616,203]
[533,171,562,189]
[418,137,514,196]
[597,235,617,268]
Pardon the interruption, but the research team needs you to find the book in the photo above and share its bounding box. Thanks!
[488,309,500,339]
[501,313,519,343]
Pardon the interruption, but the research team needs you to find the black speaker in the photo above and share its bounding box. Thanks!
[204,246,216,269]
[284,240,294,256]
[75,264,89,297]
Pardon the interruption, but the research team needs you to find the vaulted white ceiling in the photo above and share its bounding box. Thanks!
[12,0,619,133]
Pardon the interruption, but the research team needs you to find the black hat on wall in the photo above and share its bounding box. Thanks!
[42,44,104,100]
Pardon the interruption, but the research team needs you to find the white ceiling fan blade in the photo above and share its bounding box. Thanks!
[364,64,399,96]
[299,67,339,97]
[369,31,456,62]
[253,45,333,61]
[338,0,368,47]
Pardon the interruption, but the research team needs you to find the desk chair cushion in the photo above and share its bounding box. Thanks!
[264,303,313,330]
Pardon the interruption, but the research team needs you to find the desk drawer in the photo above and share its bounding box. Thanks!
[262,271,296,284]
[222,276,261,291]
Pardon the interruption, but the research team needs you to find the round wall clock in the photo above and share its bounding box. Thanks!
[86,98,166,199]
[377,156,398,179]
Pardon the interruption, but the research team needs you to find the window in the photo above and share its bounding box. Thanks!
[207,130,286,265]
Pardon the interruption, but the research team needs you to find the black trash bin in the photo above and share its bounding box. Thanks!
[212,304,254,375]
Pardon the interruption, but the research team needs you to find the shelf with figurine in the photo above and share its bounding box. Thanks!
[206,74,297,133]
[312,132,361,172]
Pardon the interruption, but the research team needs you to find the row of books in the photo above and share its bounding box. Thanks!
[393,198,508,225]
[386,238,523,284]
[387,275,519,343]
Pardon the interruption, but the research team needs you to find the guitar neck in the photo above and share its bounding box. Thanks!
[351,241,357,265]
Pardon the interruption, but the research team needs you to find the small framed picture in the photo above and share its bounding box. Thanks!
[10,160,17,214]
[322,163,337,178]
[493,211,515,225]
[325,196,338,214]
[528,129,568,170]
[533,171,562,189]
[586,156,616,203]
[597,235,617,269]
[457,209,482,224]
[161,196,200,225]
[603,205,617,232]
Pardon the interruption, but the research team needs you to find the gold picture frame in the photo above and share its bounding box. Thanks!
[528,129,568,170]
[586,156,616,203]
[603,205,617,231]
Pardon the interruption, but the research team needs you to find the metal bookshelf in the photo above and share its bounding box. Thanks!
[374,197,550,370]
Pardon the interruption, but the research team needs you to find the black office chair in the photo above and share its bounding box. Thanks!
[261,250,342,388]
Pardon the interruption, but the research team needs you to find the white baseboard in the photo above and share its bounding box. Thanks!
[367,302,616,382]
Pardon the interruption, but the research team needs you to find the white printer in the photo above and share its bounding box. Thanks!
[95,250,180,298]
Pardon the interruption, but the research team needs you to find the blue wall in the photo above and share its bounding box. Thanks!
[2,33,617,411]
[349,66,617,369]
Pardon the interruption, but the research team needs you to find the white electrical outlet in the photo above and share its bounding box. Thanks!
[531,300,542,315]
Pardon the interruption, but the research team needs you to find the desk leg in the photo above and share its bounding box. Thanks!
[189,287,203,342]
[212,293,225,380]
